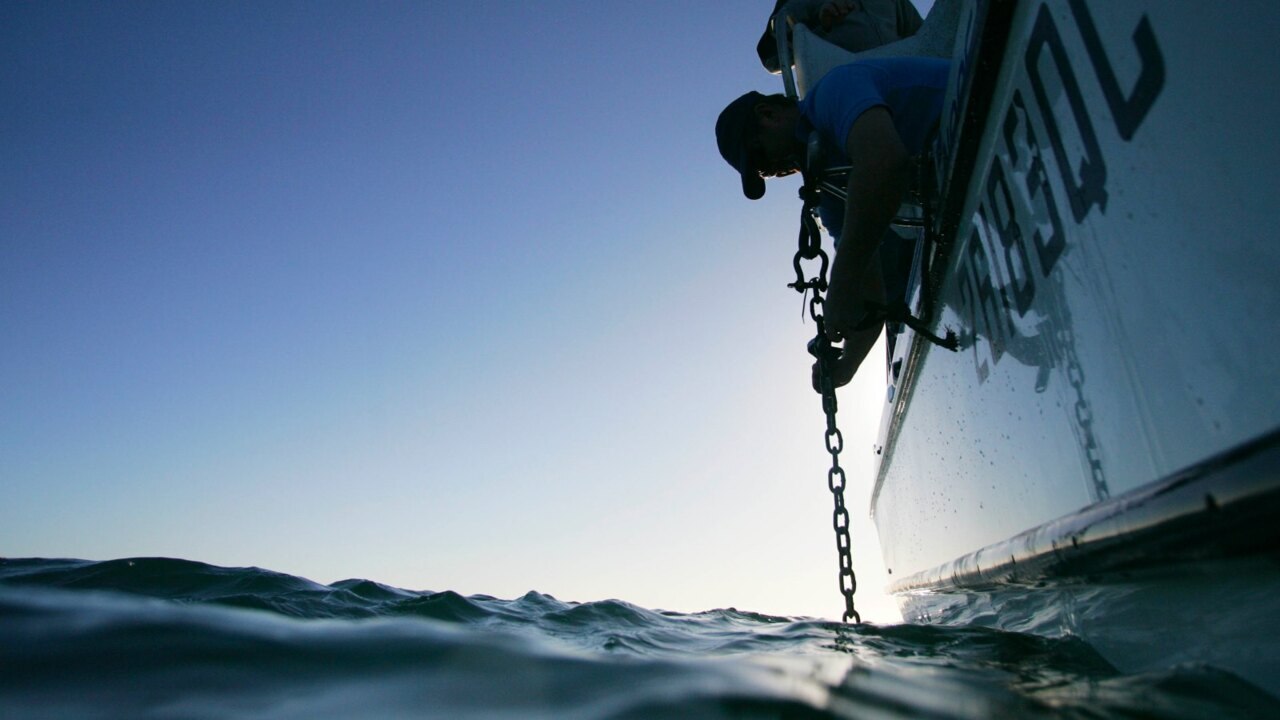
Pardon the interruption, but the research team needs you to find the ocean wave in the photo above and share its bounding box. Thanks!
[2,557,1276,719]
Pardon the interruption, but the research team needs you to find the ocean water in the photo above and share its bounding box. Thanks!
[2,558,1276,719]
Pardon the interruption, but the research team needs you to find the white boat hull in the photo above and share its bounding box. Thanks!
[840,0,1280,694]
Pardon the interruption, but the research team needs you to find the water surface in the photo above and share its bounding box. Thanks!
[2,557,1275,718]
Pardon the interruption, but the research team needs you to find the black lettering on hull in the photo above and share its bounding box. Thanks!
[1027,4,1108,223]
[1069,0,1165,141]
[987,159,1036,315]
[952,1,1165,384]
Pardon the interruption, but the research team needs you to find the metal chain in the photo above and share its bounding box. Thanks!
[814,335,860,624]
[791,182,860,624]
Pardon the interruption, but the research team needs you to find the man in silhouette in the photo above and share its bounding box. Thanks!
[715,57,949,386]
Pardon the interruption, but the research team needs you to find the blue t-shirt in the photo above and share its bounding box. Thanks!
[799,57,950,245]
[799,57,950,160]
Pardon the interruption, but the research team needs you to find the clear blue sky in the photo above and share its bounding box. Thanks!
[2,0,931,621]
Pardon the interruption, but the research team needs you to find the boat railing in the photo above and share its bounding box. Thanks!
[769,11,800,100]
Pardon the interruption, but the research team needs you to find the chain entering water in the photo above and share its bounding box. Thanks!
[813,330,860,624]
[790,183,860,624]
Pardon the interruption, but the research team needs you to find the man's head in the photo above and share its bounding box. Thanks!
[715,92,802,200]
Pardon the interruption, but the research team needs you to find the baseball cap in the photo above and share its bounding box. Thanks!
[715,91,768,200]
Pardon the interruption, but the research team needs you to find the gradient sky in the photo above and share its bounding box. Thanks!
[2,0,932,621]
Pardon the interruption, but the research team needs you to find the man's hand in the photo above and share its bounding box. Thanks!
[823,254,885,344]
[818,1,858,32]
[811,257,885,392]
[811,318,882,391]
[812,347,858,392]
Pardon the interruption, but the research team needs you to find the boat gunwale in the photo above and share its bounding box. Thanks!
[887,426,1280,595]
[869,0,1021,513]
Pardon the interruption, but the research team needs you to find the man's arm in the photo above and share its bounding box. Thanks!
[821,106,910,382]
